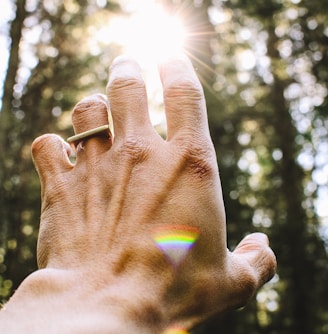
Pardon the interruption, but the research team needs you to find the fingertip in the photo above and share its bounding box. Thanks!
[242,232,270,247]
[107,55,143,85]
[32,134,72,175]
[233,232,276,281]
[31,133,56,160]
[158,53,192,75]
[110,55,138,67]
[158,53,200,89]
[71,94,110,135]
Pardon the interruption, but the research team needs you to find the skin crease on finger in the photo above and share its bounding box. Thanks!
[0,55,276,334]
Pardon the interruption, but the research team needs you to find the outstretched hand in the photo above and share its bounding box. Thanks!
[2,55,276,334]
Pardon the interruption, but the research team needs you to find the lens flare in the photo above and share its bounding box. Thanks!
[152,225,200,268]
[163,326,189,334]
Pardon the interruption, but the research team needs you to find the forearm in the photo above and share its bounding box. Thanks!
[0,269,164,334]
[0,269,88,334]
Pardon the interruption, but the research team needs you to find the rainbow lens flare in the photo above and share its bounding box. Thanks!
[152,225,200,267]
[162,326,189,334]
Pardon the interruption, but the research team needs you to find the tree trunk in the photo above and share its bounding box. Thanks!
[266,21,317,334]
[0,0,26,150]
[0,0,28,294]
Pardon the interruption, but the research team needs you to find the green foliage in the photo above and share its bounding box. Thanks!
[1,0,328,333]
[0,0,121,303]
[184,0,328,333]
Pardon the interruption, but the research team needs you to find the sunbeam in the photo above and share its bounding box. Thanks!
[91,0,220,127]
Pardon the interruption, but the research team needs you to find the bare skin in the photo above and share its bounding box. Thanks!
[0,55,276,333]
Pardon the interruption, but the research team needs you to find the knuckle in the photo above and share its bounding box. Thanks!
[42,178,68,210]
[226,254,261,309]
[259,246,277,284]
[230,265,258,308]
[239,267,258,302]
[118,136,152,163]
[107,77,146,97]
[164,79,203,106]
[178,139,217,180]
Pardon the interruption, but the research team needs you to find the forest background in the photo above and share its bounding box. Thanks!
[0,0,328,333]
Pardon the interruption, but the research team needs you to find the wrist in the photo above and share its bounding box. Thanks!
[0,267,200,333]
[0,268,166,333]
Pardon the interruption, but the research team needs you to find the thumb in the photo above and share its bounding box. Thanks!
[225,233,276,310]
[233,233,277,287]
[31,134,73,184]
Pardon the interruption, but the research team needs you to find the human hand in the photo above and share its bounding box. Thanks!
[29,55,276,333]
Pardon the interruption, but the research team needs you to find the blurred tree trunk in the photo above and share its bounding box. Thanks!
[266,19,326,334]
[0,0,26,136]
[0,0,121,302]
[181,0,328,333]
[0,0,28,292]
[266,23,313,334]
[0,0,27,214]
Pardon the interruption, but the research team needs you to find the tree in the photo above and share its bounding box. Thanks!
[184,0,328,333]
[1,1,328,333]
[0,0,29,300]
[0,0,121,302]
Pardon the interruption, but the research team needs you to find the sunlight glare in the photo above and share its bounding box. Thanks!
[97,2,186,67]
[93,1,187,126]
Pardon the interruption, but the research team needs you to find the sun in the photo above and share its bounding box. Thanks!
[118,3,185,64]
[104,1,187,66]
[92,0,188,126]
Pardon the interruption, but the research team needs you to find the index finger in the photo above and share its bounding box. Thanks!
[159,54,209,141]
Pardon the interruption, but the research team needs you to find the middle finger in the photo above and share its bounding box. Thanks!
[159,54,210,142]
[106,56,155,141]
